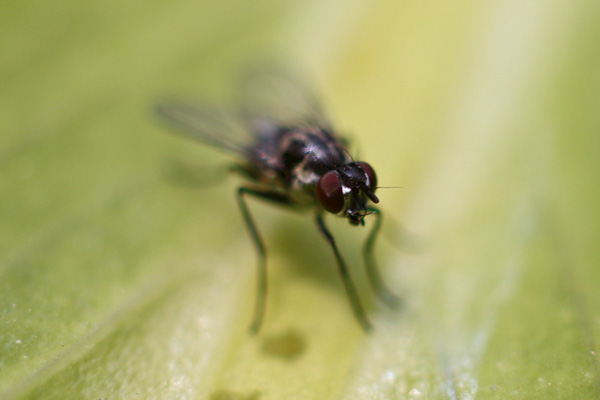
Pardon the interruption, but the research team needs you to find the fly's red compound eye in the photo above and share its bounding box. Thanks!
[358,162,377,189]
[316,170,344,213]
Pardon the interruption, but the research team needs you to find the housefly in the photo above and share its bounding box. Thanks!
[156,70,398,333]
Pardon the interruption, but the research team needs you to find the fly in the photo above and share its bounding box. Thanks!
[156,70,399,333]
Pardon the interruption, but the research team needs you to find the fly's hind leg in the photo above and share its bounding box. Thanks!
[315,212,372,332]
[364,208,400,309]
[236,187,293,334]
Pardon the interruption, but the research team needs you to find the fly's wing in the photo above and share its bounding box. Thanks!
[238,68,334,136]
[155,101,250,156]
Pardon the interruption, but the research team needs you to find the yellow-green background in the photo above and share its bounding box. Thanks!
[2,0,599,398]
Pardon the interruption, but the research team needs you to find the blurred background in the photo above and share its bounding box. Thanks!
[1,0,599,398]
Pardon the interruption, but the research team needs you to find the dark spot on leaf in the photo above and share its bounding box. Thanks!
[210,389,261,400]
[261,328,306,360]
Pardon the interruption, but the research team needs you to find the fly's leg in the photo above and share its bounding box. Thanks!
[237,187,292,334]
[364,208,400,309]
[315,212,372,332]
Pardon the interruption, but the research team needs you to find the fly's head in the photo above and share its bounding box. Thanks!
[316,161,379,226]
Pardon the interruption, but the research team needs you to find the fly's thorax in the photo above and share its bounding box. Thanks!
[277,126,350,187]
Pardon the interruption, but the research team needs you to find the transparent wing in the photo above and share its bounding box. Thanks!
[156,69,334,154]
[155,101,251,156]
[237,68,333,132]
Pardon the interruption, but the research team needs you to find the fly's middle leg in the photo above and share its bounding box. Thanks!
[315,212,372,332]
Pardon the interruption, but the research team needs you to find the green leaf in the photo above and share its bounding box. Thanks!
[1,0,599,399]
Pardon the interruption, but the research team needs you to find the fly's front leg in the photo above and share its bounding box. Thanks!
[364,208,400,309]
[315,212,372,332]
[237,187,292,334]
